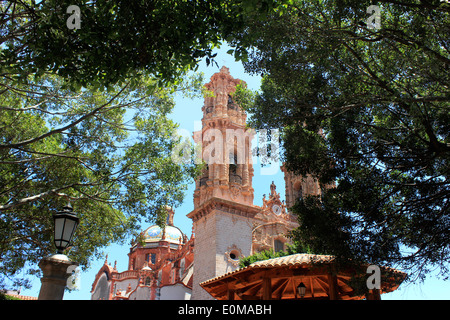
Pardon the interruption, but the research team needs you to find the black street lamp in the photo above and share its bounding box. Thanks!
[38,203,80,300]
[53,203,79,254]
[297,282,306,298]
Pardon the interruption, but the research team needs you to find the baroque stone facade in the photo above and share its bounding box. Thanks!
[90,67,324,300]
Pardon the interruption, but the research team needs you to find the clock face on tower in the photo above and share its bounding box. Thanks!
[272,204,281,215]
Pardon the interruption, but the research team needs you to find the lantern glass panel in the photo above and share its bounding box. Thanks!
[54,216,66,249]
[63,218,77,243]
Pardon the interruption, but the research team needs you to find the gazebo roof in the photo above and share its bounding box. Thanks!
[200,253,406,300]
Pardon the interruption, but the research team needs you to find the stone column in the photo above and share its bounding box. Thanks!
[242,163,249,186]
[38,254,78,300]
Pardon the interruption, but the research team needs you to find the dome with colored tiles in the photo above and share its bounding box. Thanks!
[141,206,184,244]
[142,224,184,244]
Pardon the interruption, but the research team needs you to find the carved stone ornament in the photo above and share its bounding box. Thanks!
[224,244,242,267]
[230,185,241,201]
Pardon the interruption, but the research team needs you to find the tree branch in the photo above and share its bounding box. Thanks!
[0,83,129,150]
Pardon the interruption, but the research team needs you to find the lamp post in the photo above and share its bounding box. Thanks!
[297,282,306,298]
[53,203,80,254]
[38,203,79,300]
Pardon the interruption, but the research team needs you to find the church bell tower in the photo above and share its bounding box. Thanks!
[188,67,259,299]
[192,66,255,208]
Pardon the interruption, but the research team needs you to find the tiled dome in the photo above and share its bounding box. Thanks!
[143,225,184,244]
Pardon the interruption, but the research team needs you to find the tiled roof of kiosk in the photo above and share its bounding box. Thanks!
[250,253,335,268]
[200,254,335,285]
[200,253,406,286]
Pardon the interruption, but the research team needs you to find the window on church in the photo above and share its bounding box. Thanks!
[145,277,151,286]
[229,152,240,182]
[145,253,156,264]
[229,152,237,165]
[294,183,303,201]
[229,250,240,261]
[227,95,236,110]
[179,259,185,279]
[200,164,209,187]
[274,239,284,252]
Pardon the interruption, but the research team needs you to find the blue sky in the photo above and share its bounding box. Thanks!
[20,44,449,300]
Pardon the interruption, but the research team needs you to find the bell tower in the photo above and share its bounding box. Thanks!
[192,66,255,208]
[188,67,259,300]
[282,169,323,209]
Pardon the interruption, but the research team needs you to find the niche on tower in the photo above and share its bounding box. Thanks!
[227,94,236,110]
[200,164,209,187]
[228,152,241,184]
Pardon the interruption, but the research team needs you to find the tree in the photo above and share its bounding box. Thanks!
[0,71,204,289]
[2,0,288,89]
[234,0,449,282]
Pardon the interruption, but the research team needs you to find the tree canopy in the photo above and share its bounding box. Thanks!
[2,0,288,89]
[0,0,291,289]
[235,0,449,281]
